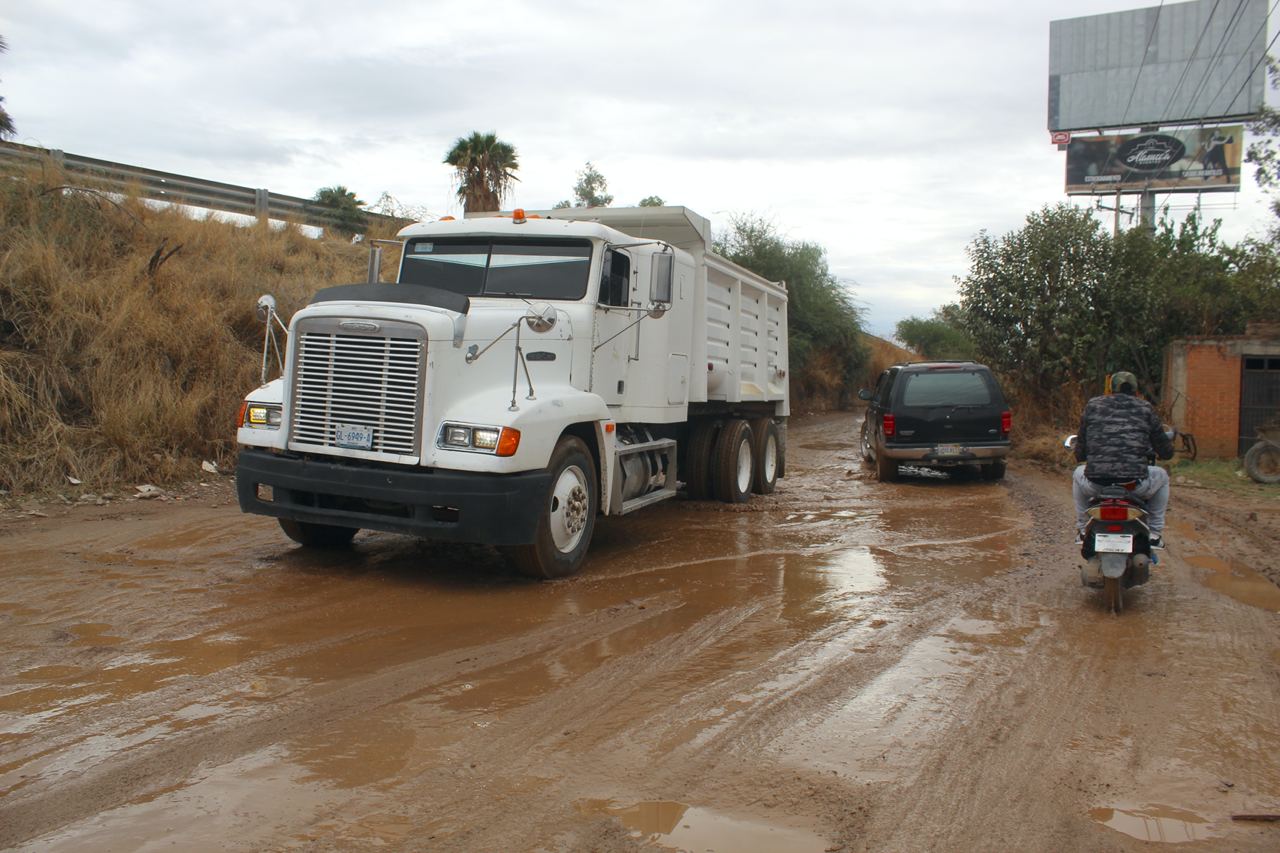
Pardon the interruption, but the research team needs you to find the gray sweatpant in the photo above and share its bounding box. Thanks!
[1072,464,1169,536]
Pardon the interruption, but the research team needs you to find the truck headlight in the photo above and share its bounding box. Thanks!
[243,403,282,429]
[438,423,520,456]
[444,425,472,447]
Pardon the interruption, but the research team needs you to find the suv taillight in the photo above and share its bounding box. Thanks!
[1000,410,1012,435]
[883,413,896,438]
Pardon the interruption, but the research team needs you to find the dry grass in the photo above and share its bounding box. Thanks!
[0,163,398,495]
[860,333,917,387]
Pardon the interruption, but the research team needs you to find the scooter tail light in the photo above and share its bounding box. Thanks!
[1099,505,1129,521]
[883,414,896,437]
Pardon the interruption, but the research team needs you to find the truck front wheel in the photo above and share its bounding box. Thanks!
[278,518,358,548]
[503,436,597,580]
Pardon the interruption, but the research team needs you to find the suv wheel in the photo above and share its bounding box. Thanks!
[875,450,898,482]
[981,460,1007,481]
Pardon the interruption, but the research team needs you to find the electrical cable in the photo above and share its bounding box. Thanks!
[1196,0,1277,115]
[1121,0,1167,126]
[1214,0,1279,114]
[1158,0,1224,124]
[1179,0,1249,120]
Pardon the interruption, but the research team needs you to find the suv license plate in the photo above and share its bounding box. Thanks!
[935,444,963,456]
[1094,533,1133,553]
[334,423,374,450]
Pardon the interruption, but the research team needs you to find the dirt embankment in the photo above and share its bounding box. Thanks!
[1,413,1278,852]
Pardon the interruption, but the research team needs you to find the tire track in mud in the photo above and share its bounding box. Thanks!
[0,594,683,848]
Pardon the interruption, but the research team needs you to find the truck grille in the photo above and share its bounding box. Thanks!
[289,325,425,458]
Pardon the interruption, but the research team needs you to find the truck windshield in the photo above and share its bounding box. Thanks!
[399,238,592,300]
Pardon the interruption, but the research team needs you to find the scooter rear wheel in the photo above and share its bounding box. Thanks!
[1104,576,1123,614]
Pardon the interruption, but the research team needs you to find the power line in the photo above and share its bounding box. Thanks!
[1213,0,1280,114]
[1159,0,1224,123]
[1121,0,1167,126]
[1180,0,1249,120]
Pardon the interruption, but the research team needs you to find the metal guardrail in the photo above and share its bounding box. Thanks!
[0,140,407,232]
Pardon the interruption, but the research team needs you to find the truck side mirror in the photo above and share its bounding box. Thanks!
[650,253,673,305]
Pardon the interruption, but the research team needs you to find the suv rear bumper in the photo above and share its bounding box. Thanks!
[880,442,1009,465]
[235,448,549,545]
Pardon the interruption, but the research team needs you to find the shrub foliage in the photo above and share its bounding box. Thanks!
[714,215,867,406]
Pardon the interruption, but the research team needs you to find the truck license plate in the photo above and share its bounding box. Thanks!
[334,423,374,450]
[935,444,963,456]
[1093,533,1133,553]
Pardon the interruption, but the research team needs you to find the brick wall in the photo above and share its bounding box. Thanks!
[1180,344,1241,458]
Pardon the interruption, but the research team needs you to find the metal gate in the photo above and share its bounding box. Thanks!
[1239,355,1280,456]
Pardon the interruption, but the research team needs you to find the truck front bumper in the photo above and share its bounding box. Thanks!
[880,442,1009,466]
[235,449,550,545]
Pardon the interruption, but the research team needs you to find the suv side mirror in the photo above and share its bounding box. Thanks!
[857,388,873,401]
[650,253,673,305]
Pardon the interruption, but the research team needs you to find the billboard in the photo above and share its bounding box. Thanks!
[1049,0,1267,131]
[1065,126,1242,194]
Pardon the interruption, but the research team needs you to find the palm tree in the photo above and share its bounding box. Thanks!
[0,36,15,140]
[444,132,519,213]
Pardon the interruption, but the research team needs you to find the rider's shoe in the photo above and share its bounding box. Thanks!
[1074,530,1084,546]
[1150,533,1165,550]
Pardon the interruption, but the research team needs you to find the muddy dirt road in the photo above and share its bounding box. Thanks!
[2,413,1279,851]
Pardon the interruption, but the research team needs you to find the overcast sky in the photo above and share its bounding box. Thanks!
[1,0,1273,337]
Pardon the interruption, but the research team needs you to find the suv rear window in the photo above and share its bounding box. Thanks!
[900,371,992,406]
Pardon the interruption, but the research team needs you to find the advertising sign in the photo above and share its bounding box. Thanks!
[1064,126,1242,195]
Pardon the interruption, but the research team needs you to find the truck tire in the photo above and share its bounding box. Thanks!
[775,420,787,479]
[1244,440,1280,484]
[749,417,779,494]
[713,419,754,503]
[875,448,898,483]
[278,518,358,548]
[503,436,597,579]
[860,419,874,467]
[684,420,719,500]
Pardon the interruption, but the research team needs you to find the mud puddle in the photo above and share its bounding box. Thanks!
[579,798,829,852]
[1090,804,1215,843]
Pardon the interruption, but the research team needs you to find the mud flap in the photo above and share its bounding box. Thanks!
[1099,553,1127,579]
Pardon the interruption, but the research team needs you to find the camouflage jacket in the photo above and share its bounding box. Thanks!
[1075,392,1174,482]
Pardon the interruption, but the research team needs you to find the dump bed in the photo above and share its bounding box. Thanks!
[534,206,789,413]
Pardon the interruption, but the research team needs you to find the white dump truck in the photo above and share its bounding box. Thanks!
[235,206,789,577]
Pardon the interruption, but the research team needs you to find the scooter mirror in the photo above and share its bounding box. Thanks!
[1064,434,1077,449]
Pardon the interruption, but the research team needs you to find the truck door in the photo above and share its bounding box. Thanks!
[592,249,635,407]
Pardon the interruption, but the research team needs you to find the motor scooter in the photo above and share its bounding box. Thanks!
[1065,435,1155,614]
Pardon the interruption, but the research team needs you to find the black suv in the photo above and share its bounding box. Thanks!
[858,362,1011,482]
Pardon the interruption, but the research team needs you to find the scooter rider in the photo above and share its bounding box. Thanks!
[1073,371,1175,548]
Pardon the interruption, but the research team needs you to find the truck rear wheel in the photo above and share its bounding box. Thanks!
[713,419,754,503]
[684,420,719,500]
[503,436,597,580]
[278,518,358,548]
[749,417,779,494]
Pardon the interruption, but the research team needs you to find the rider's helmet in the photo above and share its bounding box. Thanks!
[1110,370,1139,394]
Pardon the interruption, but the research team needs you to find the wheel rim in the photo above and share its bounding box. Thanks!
[762,434,778,483]
[549,464,590,553]
[735,437,752,493]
